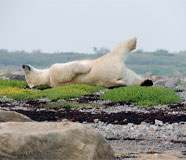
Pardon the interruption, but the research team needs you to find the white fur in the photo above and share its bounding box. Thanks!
[23,37,144,88]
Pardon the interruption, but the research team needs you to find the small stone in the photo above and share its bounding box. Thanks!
[128,123,134,128]
[155,119,163,126]
[94,119,99,123]
[150,125,158,131]
[138,124,147,130]
[173,122,178,126]
[137,134,144,139]
[184,104,186,108]
[61,118,68,122]
[166,124,173,130]
[98,121,104,125]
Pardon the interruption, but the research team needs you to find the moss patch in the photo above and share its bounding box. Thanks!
[0,79,27,89]
[100,86,182,106]
[0,87,31,96]
[0,80,104,100]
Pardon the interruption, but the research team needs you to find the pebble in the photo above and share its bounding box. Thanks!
[155,119,163,126]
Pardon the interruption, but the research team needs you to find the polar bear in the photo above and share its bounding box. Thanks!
[22,37,153,88]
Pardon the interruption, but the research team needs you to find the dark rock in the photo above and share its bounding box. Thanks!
[9,74,25,81]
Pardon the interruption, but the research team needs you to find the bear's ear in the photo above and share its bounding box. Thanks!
[140,79,153,86]
[22,64,31,72]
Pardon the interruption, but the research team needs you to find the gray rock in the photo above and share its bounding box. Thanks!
[165,77,181,87]
[137,133,144,139]
[155,119,163,126]
[0,110,32,122]
[128,123,134,128]
[154,79,167,87]
[9,74,25,81]
[174,85,186,92]
[177,124,186,138]
[0,122,114,160]
[166,124,173,130]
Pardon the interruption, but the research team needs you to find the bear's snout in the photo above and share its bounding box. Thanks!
[22,64,31,71]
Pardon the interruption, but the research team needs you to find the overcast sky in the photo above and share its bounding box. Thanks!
[0,0,186,53]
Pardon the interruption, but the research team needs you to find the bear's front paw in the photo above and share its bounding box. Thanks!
[140,79,153,86]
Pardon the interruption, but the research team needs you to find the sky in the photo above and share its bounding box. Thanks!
[0,0,186,53]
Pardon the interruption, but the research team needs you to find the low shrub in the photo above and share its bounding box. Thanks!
[100,86,182,106]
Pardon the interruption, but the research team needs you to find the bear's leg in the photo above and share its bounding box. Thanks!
[109,80,126,87]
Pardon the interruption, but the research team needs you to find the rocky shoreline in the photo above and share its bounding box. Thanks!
[0,76,186,159]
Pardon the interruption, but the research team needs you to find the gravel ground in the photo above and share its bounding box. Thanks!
[88,121,186,159]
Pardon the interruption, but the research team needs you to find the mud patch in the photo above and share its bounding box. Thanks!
[9,108,186,124]
[77,94,100,103]
[0,97,186,124]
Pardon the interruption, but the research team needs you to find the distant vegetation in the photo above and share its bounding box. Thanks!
[100,86,182,106]
[1,49,186,76]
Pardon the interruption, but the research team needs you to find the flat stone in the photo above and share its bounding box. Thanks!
[0,122,114,160]
[0,110,32,122]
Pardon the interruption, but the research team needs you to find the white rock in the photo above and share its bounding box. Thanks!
[155,119,163,126]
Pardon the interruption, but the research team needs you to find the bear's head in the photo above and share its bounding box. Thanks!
[22,64,41,88]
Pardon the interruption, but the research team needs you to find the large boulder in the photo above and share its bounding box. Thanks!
[0,122,115,160]
[0,110,32,122]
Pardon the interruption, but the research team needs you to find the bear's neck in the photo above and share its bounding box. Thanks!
[34,69,51,87]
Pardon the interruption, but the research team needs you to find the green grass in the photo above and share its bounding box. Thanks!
[0,80,104,100]
[0,79,27,88]
[100,86,182,106]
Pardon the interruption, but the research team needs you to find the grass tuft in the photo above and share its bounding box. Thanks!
[100,86,182,106]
